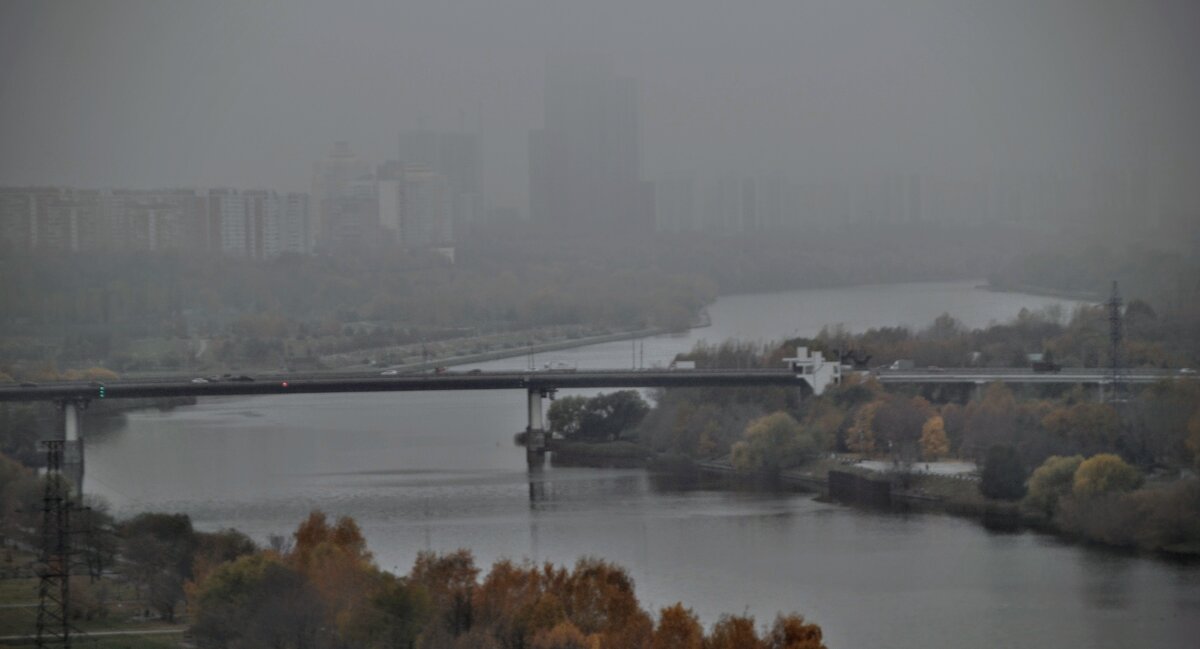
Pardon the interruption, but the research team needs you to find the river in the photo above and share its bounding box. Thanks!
[84,280,1200,648]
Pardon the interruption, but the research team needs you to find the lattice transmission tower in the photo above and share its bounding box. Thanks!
[35,440,88,648]
[1106,280,1126,405]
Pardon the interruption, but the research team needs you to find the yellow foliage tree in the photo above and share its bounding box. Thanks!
[919,416,949,460]
[1073,454,1142,499]
[286,512,376,638]
[1024,455,1084,517]
[730,412,813,473]
[846,401,880,454]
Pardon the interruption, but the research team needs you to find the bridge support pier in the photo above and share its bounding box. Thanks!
[971,382,986,401]
[60,400,86,499]
[526,388,554,467]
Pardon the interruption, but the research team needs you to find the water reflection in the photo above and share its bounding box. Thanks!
[1081,550,1133,610]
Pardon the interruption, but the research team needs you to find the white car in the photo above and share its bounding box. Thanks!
[190,377,209,384]
[1180,368,1196,375]
[380,369,399,376]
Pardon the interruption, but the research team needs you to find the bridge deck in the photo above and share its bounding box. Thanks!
[0,368,1188,403]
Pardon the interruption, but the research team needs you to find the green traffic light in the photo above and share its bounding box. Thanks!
[98,384,106,398]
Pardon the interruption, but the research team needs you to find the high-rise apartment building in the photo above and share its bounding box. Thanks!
[529,56,652,233]
[398,165,450,248]
[0,186,308,258]
[281,192,313,255]
[311,141,372,252]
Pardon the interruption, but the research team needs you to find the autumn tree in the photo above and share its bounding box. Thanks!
[1072,454,1142,499]
[411,549,480,639]
[845,401,881,454]
[731,412,814,474]
[190,553,326,649]
[532,621,598,649]
[191,528,257,587]
[873,396,934,460]
[652,603,704,649]
[473,560,569,648]
[1024,455,1084,517]
[347,573,431,649]
[764,614,826,649]
[962,384,1019,455]
[282,512,380,640]
[561,558,652,649]
[919,415,949,460]
[1124,380,1200,467]
[120,512,198,622]
[799,399,844,452]
[704,615,761,649]
[1041,402,1121,457]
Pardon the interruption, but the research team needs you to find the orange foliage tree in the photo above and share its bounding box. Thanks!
[652,603,704,649]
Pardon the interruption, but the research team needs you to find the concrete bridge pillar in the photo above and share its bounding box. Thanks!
[971,382,986,401]
[526,388,553,465]
[60,400,86,499]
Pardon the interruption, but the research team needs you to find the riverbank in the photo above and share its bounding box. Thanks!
[540,441,1200,561]
[681,454,1200,560]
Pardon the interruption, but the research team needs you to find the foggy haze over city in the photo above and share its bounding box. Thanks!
[3,3,1200,648]
[3,0,1200,220]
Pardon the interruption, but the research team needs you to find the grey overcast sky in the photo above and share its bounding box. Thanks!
[2,0,1198,212]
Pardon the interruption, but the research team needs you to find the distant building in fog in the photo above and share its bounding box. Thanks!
[530,55,652,233]
[398,130,482,233]
[377,161,452,249]
[281,192,313,255]
[0,185,310,259]
[311,141,372,252]
[398,165,451,248]
[654,175,696,232]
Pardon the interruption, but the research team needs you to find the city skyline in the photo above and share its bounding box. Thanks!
[3,1,1199,221]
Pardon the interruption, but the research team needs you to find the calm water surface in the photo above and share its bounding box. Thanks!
[86,281,1200,648]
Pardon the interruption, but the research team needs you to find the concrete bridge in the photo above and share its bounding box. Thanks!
[2,361,1192,491]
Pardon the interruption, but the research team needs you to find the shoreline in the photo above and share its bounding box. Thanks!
[543,441,1200,561]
